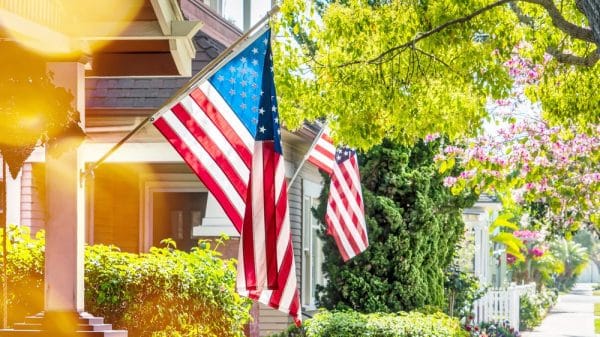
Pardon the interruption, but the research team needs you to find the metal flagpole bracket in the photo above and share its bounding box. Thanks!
[287,122,328,192]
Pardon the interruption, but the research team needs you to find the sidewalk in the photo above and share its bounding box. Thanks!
[521,283,598,337]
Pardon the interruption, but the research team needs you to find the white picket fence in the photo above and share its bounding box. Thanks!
[473,283,536,331]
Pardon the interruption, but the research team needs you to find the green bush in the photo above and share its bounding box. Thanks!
[0,227,251,337]
[301,311,468,337]
[0,226,44,324]
[519,288,557,331]
[444,265,485,318]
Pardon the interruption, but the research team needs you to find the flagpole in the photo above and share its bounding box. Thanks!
[287,124,327,192]
[82,5,281,179]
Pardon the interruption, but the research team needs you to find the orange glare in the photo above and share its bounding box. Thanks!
[0,0,145,57]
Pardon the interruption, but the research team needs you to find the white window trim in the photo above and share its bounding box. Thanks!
[138,173,238,252]
[301,178,324,310]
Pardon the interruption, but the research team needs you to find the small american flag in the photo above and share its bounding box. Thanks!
[325,146,369,261]
[307,129,335,175]
[152,27,301,325]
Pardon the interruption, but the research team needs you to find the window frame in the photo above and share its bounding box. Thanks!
[139,173,238,252]
[301,179,325,310]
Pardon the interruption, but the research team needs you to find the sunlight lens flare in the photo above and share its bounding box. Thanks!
[0,0,145,57]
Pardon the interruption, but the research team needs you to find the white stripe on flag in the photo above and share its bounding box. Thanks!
[161,111,246,215]
[329,169,367,252]
[180,95,250,182]
[199,81,255,149]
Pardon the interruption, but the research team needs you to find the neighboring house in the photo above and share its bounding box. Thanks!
[462,194,503,286]
[463,195,537,331]
[3,1,325,336]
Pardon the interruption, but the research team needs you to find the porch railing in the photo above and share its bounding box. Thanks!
[473,283,536,331]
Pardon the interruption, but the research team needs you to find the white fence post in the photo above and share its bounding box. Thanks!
[472,283,536,331]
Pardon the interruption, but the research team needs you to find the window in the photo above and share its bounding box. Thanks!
[302,180,325,309]
[214,0,272,31]
[140,174,238,252]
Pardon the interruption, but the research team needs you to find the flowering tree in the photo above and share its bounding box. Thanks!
[435,49,600,236]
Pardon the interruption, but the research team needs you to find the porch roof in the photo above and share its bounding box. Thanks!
[0,0,204,77]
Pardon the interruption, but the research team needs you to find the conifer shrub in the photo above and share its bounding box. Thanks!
[315,139,477,312]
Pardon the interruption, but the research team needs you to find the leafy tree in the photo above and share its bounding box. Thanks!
[274,0,599,149]
[315,139,477,312]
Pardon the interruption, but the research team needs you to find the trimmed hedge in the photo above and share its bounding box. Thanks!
[271,310,468,337]
[0,227,251,337]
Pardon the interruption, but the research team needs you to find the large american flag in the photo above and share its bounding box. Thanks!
[152,27,301,325]
[308,131,369,261]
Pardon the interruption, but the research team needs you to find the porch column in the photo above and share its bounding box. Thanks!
[44,62,86,314]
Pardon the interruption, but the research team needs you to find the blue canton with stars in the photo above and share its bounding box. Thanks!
[253,31,283,154]
[208,29,271,138]
[335,146,356,163]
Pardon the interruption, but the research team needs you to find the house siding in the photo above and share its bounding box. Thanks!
[20,163,45,234]
[92,164,141,252]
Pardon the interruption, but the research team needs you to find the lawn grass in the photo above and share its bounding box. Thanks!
[594,290,600,296]
[595,318,600,334]
[595,303,600,316]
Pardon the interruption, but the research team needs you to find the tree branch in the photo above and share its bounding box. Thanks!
[333,0,598,69]
[547,46,600,66]
[336,0,514,67]
[521,0,595,43]
[509,2,535,26]
[412,46,462,75]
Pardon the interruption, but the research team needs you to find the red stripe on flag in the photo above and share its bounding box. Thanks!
[325,152,368,261]
[261,142,279,289]
[170,103,248,200]
[190,88,252,168]
[153,116,243,230]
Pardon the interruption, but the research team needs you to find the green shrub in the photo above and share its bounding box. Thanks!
[444,265,485,318]
[519,288,557,331]
[299,310,467,337]
[0,227,251,337]
[0,226,44,323]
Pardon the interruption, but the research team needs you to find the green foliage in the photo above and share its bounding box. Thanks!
[0,227,251,337]
[274,0,599,149]
[316,139,478,312]
[302,311,467,337]
[550,239,589,291]
[445,265,486,318]
[0,226,44,323]
[519,288,558,331]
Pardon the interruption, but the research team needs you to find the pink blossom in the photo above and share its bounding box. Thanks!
[514,230,541,242]
[424,133,440,143]
[506,254,517,265]
[529,246,545,257]
[460,169,476,179]
[443,176,458,187]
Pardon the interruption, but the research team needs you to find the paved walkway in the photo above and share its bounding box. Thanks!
[522,283,598,337]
